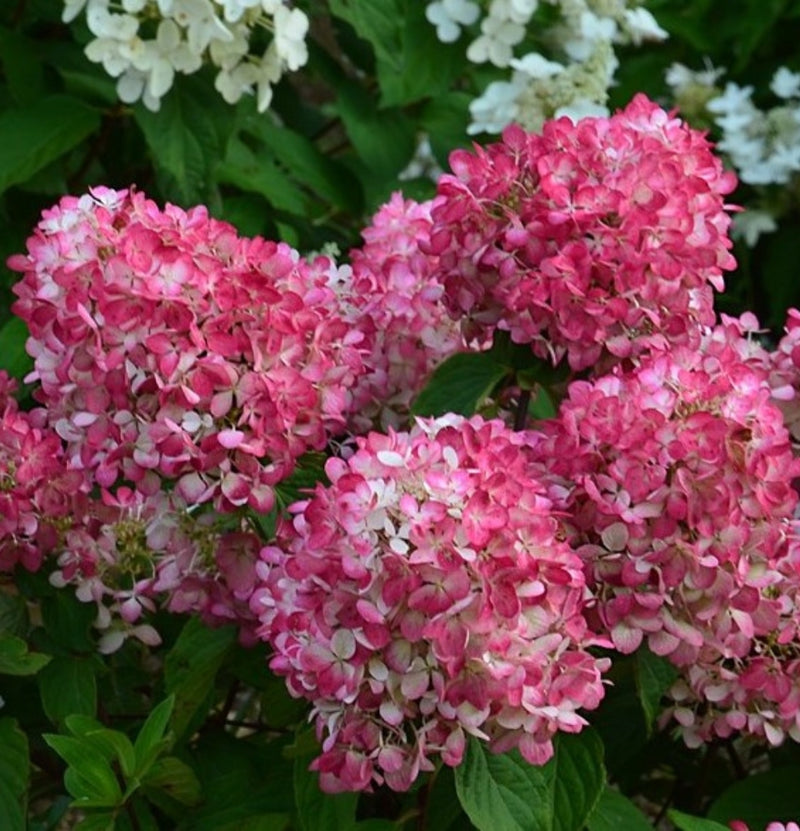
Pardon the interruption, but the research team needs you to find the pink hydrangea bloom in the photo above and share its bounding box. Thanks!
[426,94,738,370]
[251,414,609,792]
[8,187,366,512]
[0,370,87,573]
[325,194,464,431]
[49,486,262,651]
[769,308,800,442]
[528,327,800,747]
[730,822,800,831]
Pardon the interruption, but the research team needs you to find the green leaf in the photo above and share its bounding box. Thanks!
[332,80,416,181]
[328,0,462,107]
[707,766,800,827]
[634,647,679,732]
[40,588,97,652]
[134,76,232,205]
[43,734,122,806]
[411,351,509,417]
[38,655,97,726]
[668,810,730,831]
[586,787,651,831]
[0,27,45,107]
[0,95,100,198]
[0,718,29,831]
[177,731,295,829]
[247,121,363,215]
[217,137,309,216]
[63,717,137,780]
[293,750,358,831]
[0,592,28,638]
[454,731,606,831]
[133,695,175,776]
[73,813,116,831]
[0,632,51,676]
[142,756,202,806]
[164,618,236,740]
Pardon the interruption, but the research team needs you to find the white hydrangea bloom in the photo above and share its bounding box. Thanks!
[272,5,309,71]
[732,209,778,247]
[426,0,480,43]
[771,67,800,99]
[64,0,310,113]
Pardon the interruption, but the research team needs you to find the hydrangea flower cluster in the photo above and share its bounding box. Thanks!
[427,95,738,370]
[434,0,668,134]
[49,487,263,652]
[528,328,800,747]
[252,415,609,792]
[0,372,87,574]
[340,194,463,430]
[9,187,365,515]
[62,0,309,112]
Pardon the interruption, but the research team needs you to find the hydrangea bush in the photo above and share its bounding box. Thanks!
[3,2,800,830]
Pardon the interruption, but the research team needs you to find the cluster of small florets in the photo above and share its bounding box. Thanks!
[251,415,609,792]
[48,485,264,652]
[62,0,309,112]
[0,372,87,574]
[527,330,800,747]
[9,187,365,516]
[431,0,667,134]
[427,95,738,370]
[341,194,463,430]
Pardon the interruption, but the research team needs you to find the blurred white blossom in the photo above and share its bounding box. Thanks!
[66,0,310,112]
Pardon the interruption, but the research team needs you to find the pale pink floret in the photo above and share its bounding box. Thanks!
[426,94,738,371]
[251,414,609,792]
[529,325,800,748]
[9,187,366,513]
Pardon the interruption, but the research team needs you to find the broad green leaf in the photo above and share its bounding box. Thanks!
[217,137,309,216]
[411,351,509,417]
[0,27,45,107]
[216,816,290,831]
[293,751,358,831]
[0,95,100,198]
[634,647,678,732]
[63,718,136,780]
[420,92,472,168]
[586,787,651,831]
[454,731,606,831]
[328,0,462,106]
[40,588,97,652]
[44,734,122,806]
[668,810,730,831]
[707,766,800,827]
[0,718,29,831]
[164,618,236,740]
[177,731,295,829]
[247,121,363,215]
[133,695,175,776]
[0,592,28,638]
[73,811,116,831]
[142,756,202,806]
[38,655,97,726]
[0,632,51,676]
[375,1,464,107]
[134,76,232,205]
[332,80,416,181]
